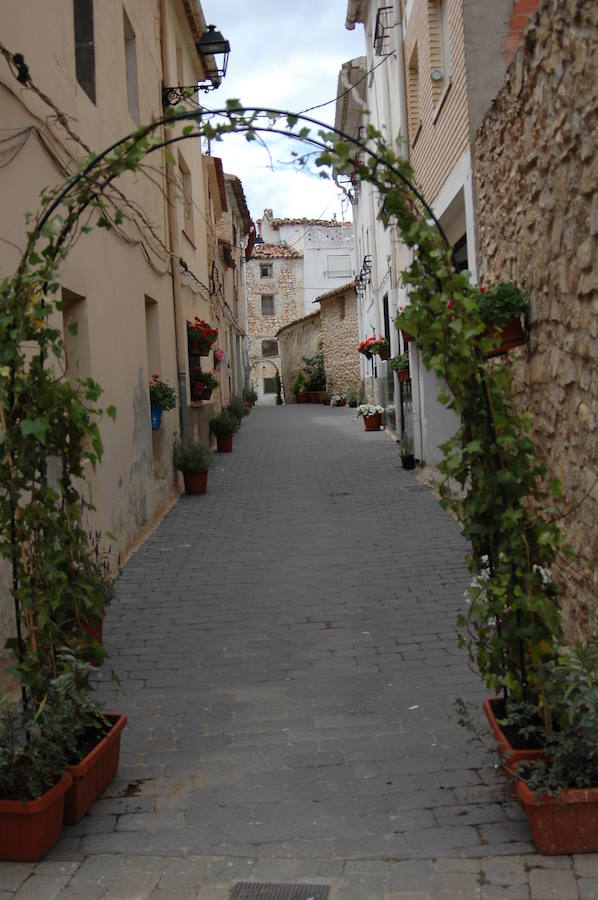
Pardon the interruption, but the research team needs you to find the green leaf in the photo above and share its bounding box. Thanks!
[20,417,49,445]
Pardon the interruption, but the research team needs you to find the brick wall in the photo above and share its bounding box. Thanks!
[474,0,598,631]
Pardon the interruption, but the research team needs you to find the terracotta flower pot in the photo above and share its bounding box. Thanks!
[483,697,544,771]
[337,399,346,407]
[363,413,381,431]
[216,434,233,452]
[484,319,526,358]
[191,382,212,401]
[183,469,208,494]
[188,339,211,357]
[378,346,390,360]
[401,329,414,344]
[0,773,73,862]
[516,780,598,854]
[397,368,410,383]
[64,713,127,825]
[310,391,323,403]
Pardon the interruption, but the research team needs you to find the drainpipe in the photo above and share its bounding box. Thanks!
[159,0,189,438]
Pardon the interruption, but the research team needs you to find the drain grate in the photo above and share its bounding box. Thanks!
[230,885,329,900]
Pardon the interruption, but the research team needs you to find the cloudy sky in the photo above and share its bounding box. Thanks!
[200,0,365,224]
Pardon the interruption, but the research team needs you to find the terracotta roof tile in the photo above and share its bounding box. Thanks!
[252,243,303,259]
[266,217,353,228]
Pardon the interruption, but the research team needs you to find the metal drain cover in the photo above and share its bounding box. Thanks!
[230,885,329,900]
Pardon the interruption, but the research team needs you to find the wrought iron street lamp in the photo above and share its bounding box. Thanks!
[162,24,230,108]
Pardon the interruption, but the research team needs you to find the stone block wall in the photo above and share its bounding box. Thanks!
[474,0,598,631]
[277,313,322,401]
[320,287,361,395]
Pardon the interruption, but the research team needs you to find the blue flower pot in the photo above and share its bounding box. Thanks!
[151,405,163,430]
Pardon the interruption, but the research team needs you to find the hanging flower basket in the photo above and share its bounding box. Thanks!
[484,319,527,358]
[191,382,212,401]
[397,367,410,382]
[187,318,218,357]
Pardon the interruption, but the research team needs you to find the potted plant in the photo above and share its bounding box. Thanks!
[0,696,73,861]
[400,433,415,469]
[346,388,358,408]
[395,305,414,343]
[190,368,218,401]
[478,282,528,357]
[355,403,384,431]
[187,317,218,356]
[368,335,390,360]
[292,371,307,403]
[330,393,346,407]
[210,409,238,452]
[357,336,376,359]
[511,622,598,854]
[227,396,250,423]
[148,371,176,430]
[389,353,410,382]
[173,438,213,494]
[321,390,332,405]
[303,351,326,402]
[243,387,258,407]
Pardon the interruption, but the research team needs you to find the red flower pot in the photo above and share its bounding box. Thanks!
[401,329,414,344]
[397,368,410,383]
[484,319,526,358]
[483,697,544,771]
[0,773,73,862]
[363,413,382,431]
[337,399,346,407]
[188,339,210,357]
[191,382,213,401]
[183,469,208,494]
[516,780,598,854]
[310,391,323,403]
[300,391,311,403]
[216,434,233,452]
[64,713,127,825]
[378,347,390,360]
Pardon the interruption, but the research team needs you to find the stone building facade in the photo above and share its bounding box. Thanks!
[474,0,598,629]
[318,282,361,396]
[246,244,304,403]
[276,313,323,402]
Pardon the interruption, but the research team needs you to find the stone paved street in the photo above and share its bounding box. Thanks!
[2,406,597,898]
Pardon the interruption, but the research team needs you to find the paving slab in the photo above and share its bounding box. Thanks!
[0,407,593,897]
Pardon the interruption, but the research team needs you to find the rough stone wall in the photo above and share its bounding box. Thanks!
[474,0,598,631]
[277,314,322,401]
[320,289,361,395]
[246,255,304,401]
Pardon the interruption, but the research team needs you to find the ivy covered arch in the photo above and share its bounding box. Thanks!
[0,102,564,720]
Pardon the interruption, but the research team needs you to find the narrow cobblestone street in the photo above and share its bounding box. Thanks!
[3,407,597,898]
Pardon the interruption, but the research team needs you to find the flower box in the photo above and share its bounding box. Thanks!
[0,773,73,862]
[483,697,544,771]
[64,713,127,825]
[516,780,598,854]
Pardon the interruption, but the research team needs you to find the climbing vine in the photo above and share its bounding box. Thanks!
[0,100,566,725]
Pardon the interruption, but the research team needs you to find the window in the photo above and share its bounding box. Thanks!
[178,152,194,244]
[261,339,278,357]
[407,45,420,143]
[260,263,273,278]
[263,377,277,394]
[74,0,96,104]
[61,288,90,383]
[429,0,451,106]
[261,294,275,316]
[123,9,139,124]
[327,254,352,277]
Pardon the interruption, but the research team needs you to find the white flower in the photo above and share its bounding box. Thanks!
[355,403,384,418]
